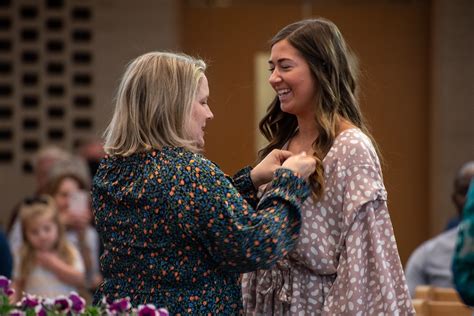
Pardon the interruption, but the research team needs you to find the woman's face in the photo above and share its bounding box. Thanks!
[54,177,81,213]
[188,75,214,149]
[268,39,317,117]
[25,214,58,251]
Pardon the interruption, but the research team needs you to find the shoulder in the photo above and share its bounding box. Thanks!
[98,147,223,179]
[413,227,458,257]
[428,227,459,251]
[324,129,384,186]
[152,148,228,193]
[160,147,224,177]
[326,128,380,169]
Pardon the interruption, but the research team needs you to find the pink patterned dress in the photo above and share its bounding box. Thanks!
[242,128,414,315]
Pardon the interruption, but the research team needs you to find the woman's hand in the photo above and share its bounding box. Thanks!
[59,208,92,231]
[280,151,316,179]
[250,149,293,188]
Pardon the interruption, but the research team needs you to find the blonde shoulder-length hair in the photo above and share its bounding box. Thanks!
[104,52,207,156]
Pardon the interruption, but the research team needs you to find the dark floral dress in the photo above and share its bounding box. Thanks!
[92,147,310,315]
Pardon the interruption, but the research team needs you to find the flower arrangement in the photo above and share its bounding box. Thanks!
[0,276,169,316]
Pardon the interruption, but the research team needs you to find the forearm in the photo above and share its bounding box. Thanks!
[47,261,85,287]
[218,169,310,272]
[10,280,22,303]
[232,166,260,208]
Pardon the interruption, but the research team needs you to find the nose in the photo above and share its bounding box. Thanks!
[269,68,282,85]
[207,108,214,120]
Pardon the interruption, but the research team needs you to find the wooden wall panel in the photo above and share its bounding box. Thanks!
[181,1,430,264]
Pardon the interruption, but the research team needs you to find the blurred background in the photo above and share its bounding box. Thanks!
[0,0,473,265]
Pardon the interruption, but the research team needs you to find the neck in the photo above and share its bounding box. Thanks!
[289,114,356,153]
[287,114,318,154]
[295,113,319,140]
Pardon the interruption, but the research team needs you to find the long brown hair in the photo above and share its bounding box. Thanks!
[259,18,379,200]
[17,195,76,291]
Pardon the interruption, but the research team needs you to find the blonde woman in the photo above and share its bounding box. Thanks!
[92,52,316,314]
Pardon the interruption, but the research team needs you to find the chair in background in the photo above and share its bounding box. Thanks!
[415,285,463,302]
[413,286,473,316]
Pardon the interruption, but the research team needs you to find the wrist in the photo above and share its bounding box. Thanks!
[250,168,263,188]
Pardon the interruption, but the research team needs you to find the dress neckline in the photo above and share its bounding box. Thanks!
[283,127,360,155]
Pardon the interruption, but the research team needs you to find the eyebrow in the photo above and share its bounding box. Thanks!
[268,58,293,65]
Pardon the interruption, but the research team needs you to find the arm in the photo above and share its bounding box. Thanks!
[405,243,429,297]
[174,156,311,273]
[231,149,294,209]
[231,166,259,209]
[0,230,13,279]
[325,200,413,314]
[321,160,413,314]
[10,248,23,303]
[36,251,85,287]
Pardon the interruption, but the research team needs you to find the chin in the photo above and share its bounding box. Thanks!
[280,105,295,115]
[280,101,292,112]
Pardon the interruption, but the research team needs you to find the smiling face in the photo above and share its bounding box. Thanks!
[268,39,318,117]
[187,75,214,149]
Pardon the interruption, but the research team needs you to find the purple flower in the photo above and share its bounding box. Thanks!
[35,305,47,316]
[68,292,86,314]
[0,275,14,296]
[53,296,71,312]
[0,276,9,290]
[8,310,25,316]
[109,297,132,314]
[20,294,40,309]
[137,304,157,316]
[158,308,169,316]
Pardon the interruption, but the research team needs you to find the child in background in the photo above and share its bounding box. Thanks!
[11,195,85,301]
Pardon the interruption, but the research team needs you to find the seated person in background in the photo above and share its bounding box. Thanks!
[0,229,13,278]
[9,158,102,294]
[44,172,102,291]
[11,196,84,301]
[7,146,71,238]
[452,179,474,306]
[405,161,474,297]
[76,137,106,179]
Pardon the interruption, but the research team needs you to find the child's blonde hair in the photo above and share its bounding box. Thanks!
[18,195,76,288]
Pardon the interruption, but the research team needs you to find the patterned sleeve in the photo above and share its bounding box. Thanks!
[452,180,474,306]
[324,164,414,314]
[231,166,259,209]
[171,157,311,273]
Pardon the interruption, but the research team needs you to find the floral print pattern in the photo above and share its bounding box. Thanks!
[242,129,414,315]
[92,147,310,315]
